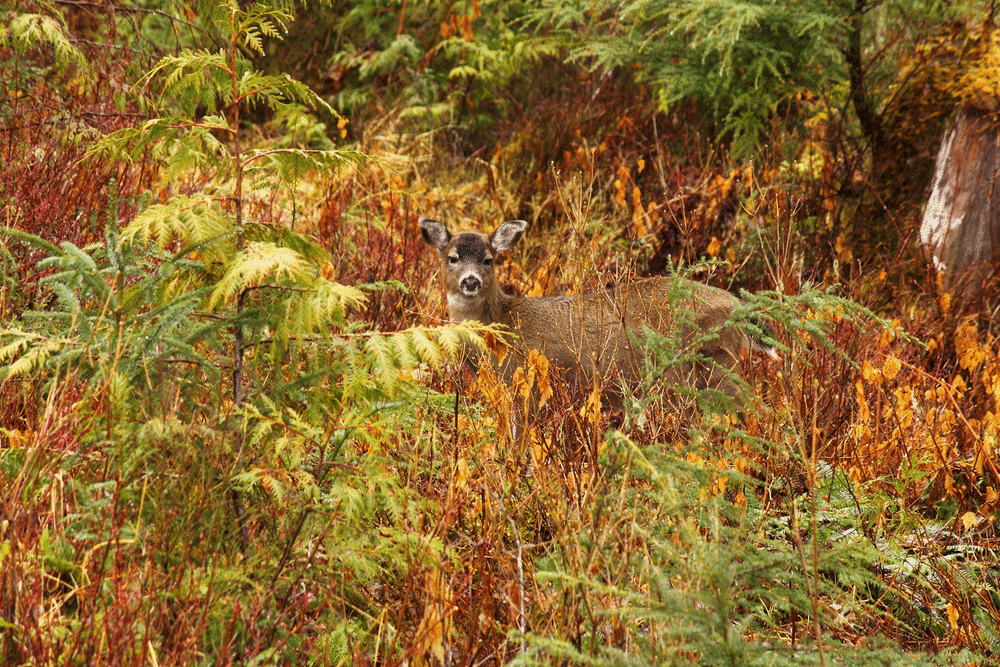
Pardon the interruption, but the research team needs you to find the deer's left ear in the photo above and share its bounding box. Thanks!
[491,220,527,252]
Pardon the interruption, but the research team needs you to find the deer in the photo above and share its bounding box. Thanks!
[419,217,779,409]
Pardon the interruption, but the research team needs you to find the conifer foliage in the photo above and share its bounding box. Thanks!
[1,3,485,662]
[2,1,999,665]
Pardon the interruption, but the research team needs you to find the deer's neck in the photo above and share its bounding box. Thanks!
[448,288,516,326]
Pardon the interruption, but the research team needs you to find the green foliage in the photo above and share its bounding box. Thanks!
[512,402,982,667]
[0,0,484,426]
[527,0,975,156]
[296,0,567,143]
[527,0,837,155]
[1,3,488,662]
[0,223,219,386]
[4,1,999,664]
[0,12,92,82]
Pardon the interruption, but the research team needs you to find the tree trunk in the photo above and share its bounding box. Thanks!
[920,109,1000,299]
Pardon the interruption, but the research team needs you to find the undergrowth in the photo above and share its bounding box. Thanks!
[2,1,999,665]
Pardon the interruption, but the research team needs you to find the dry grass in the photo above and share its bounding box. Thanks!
[2,7,999,664]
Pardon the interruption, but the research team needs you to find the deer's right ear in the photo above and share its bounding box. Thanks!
[491,219,527,252]
[419,217,451,250]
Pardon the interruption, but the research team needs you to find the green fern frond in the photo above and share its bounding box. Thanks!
[286,279,367,334]
[244,147,370,186]
[0,331,33,366]
[235,71,335,117]
[242,28,265,57]
[407,329,443,368]
[391,331,420,371]
[236,5,292,56]
[434,321,494,359]
[1,13,91,80]
[123,194,232,251]
[363,334,400,390]
[86,117,231,169]
[0,331,69,380]
[243,223,328,264]
[143,49,232,113]
[344,322,493,394]
[208,242,313,310]
[7,339,66,379]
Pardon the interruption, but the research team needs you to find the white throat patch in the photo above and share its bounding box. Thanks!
[447,293,474,310]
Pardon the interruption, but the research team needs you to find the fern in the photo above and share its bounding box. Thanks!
[234,4,293,56]
[0,13,91,81]
[278,279,367,341]
[542,0,841,154]
[207,242,314,310]
[243,147,369,185]
[0,331,66,380]
[122,194,231,251]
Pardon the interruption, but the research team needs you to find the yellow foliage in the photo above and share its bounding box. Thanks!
[706,236,721,258]
[526,255,557,297]
[954,28,1000,110]
[894,384,913,428]
[988,365,1000,401]
[686,452,705,467]
[939,291,952,313]
[529,432,550,468]
[614,166,630,206]
[878,326,896,350]
[946,602,960,632]
[882,355,902,381]
[483,329,509,365]
[974,432,995,476]
[861,361,880,386]
[954,319,986,371]
[631,186,649,236]
[851,422,872,446]
[579,385,602,426]
[855,379,871,422]
[526,350,553,408]
[454,457,469,491]
[413,568,453,664]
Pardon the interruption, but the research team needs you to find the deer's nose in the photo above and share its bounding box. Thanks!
[460,275,482,295]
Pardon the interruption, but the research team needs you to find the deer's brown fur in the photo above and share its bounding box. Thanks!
[420,217,776,404]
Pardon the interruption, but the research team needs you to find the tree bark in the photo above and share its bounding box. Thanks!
[845,0,883,154]
[920,109,1000,299]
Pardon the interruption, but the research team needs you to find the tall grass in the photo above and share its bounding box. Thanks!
[3,1,999,665]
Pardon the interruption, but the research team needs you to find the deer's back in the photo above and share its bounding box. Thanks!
[496,276,746,392]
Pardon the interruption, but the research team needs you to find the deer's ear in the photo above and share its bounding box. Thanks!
[419,217,451,250]
[491,220,527,252]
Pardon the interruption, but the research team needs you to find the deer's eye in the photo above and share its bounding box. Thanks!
[448,255,459,265]
[483,257,493,266]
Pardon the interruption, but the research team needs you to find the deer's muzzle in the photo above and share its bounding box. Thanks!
[460,274,482,296]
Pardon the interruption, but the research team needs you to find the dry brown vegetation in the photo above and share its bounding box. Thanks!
[2,1,999,665]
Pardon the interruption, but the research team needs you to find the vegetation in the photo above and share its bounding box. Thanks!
[2,0,998,665]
